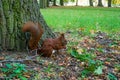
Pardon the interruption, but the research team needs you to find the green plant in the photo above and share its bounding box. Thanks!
[1,63,28,80]
[34,73,42,80]
[96,48,104,53]
[115,64,120,71]
[70,49,79,58]
[94,66,103,75]
[107,73,117,80]
[71,49,103,77]
[88,60,103,71]
[109,41,118,47]
[81,60,103,77]
[70,49,95,61]
[81,69,90,78]
[43,64,52,73]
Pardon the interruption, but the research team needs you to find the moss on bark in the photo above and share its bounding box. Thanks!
[0,0,55,51]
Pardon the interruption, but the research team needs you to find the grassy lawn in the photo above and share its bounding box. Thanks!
[41,6,120,33]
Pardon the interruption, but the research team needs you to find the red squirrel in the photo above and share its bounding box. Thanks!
[37,33,67,57]
[22,21,44,51]
[22,21,67,57]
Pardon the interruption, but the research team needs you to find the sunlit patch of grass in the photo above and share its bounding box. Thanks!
[41,6,120,33]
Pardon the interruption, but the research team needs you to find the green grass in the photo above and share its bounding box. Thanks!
[41,6,120,33]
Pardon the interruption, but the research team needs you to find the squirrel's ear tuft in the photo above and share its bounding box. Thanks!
[60,32,65,35]
[60,32,64,36]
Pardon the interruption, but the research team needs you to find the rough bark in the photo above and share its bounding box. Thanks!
[0,0,55,51]
[97,0,103,7]
[108,0,111,7]
[89,0,93,6]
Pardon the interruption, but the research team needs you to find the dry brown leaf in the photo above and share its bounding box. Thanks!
[13,79,20,80]
[34,67,41,72]
[0,73,5,77]
[80,62,85,66]
[69,76,77,80]
[77,48,83,54]
[44,61,49,66]
[104,61,110,65]
[58,62,65,66]
[79,28,85,31]
[114,68,119,72]
[95,51,101,55]
[90,30,96,35]
[24,74,30,78]
[83,78,89,80]
[59,72,64,76]
[0,57,5,60]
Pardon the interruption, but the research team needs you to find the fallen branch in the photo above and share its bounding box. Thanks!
[0,58,37,63]
[0,77,9,79]
[27,54,39,59]
[0,54,39,63]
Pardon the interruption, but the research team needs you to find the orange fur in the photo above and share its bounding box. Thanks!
[22,21,44,50]
[37,33,67,57]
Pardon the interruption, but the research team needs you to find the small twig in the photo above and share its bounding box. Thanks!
[27,54,39,59]
[0,59,36,63]
[27,48,38,55]
[116,56,120,60]
[104,64,114,68]
[0,77,8,79]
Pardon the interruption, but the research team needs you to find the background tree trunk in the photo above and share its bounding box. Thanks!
[76,0,78,6]
[39,0,44,8]
[89,0,93,6]
[39,0,47,8]
[0,0,55,51]
[47,0,49,7]
[97,0,103,7]
[60,0,64,6]
[108,0,112,7]
[53,0,56,6]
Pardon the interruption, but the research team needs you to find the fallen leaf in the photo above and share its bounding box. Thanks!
[24,74,30,78]
[79,28,85,31]
[77,48,83,54]
[83,78,89,80]
[0,73,5,77]
[0,57,5,60]
[34,67,41,72]
[44,61,49,66]
[80,62,85,66]
[69,76,77,80]
[104,61,110,65]
[58,62,65,66]
[90,30,95,35]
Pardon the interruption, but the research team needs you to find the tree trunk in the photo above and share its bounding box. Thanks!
[89,0,93,6]
[60,0,64,6]
[0,0,55,51]
[53,0,56,6]
[108,0,111,7]
[39,0,43,8]
[47,0,49,7]
[76,0,78,6]
[39,0,47,8]
[97,0,103,7]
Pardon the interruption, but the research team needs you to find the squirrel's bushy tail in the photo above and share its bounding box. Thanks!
[22,21,44,51]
